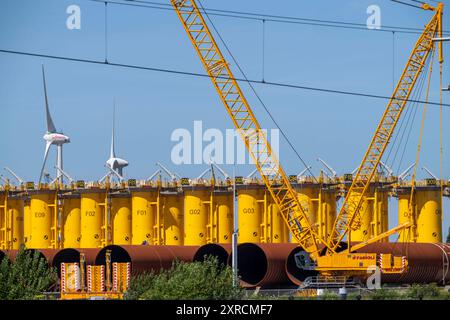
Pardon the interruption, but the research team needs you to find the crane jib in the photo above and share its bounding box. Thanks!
[327,4,443,253]
[170,0,324,256]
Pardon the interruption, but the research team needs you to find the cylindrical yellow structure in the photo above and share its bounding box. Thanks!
[267,199,288,243]
[29,193,54,249]
[290,186,319,243]
[397,187,442,243]
[161,193,183,245]
[111,195,132,245]
[212,192,233,244]
[237,188,262,243]
[8,198,24,249]
[415,188,442,242]
[0,193,5,249]
[373,189,389,240]
[348,189,373,242]
[61,196,81,248]
[296,187,319,225]
[23,198,31,246]
[184,189,209,246]
[80,192,105,248]
[397,189,413,242]
[131,191,156,245]
[319,189,337,241]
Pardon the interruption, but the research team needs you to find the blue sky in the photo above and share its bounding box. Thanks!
[0,0,449,237]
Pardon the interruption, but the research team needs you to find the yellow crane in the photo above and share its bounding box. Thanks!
[170,0,443,278]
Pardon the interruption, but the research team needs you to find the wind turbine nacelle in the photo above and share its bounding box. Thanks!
[44,133,70,144]
[106,157,129,169]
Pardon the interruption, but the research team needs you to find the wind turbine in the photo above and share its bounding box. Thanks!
[38,65,70,185]
[100,104,129,182]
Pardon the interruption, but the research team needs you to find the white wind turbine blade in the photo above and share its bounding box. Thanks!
[42,65,56,133]
[39,141,52,184]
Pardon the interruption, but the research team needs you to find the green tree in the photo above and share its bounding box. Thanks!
[0,246,58,300]
[124,271,156,300]
[369,288,402,300]
[405,284,443,300]
[446,226,450,243]
[125,256,244,300]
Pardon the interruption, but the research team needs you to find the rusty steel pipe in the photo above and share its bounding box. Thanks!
[194,243,231,266]
[4,248,59,266]
[95,245,199,274]
[230,243,298,288]
[355,242,450,284]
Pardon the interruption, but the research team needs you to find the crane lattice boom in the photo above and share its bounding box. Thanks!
[327,3,443,253]
[170,0,325,256]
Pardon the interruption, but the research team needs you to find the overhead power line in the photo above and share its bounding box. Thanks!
[0,48,448,108]
[85,0,450,35]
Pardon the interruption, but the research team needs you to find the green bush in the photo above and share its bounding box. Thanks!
[125,256,244,300]
[0,246,58,300]
[405,283,447,300]
[124,271,157,300]
[318,290,340,300]
[369,288,402,300]
[446,226,450,243]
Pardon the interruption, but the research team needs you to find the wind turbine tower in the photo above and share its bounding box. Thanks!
[38,65,71,185]
[103,104,129,181]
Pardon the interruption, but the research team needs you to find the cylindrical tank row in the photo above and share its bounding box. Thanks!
[0,182,445,249]
[397,187,442,243]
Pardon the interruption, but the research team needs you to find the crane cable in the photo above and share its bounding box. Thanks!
[384,58,428,172]
[196,0,317,180]
[407,46,436,241]
[395,65,427,173]
[386,49,431,171]
[439,52,444,239]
